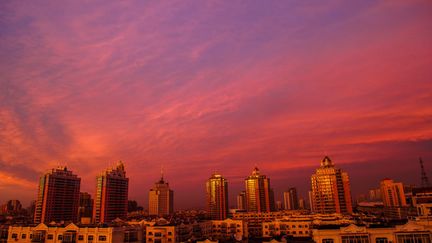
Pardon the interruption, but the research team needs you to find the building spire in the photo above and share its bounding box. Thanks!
[160,165,164,182]
[420,157,430,188]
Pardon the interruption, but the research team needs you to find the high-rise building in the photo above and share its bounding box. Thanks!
[93,161,129,223]
[310,156,353,214]
[380,178,407,207]
[283,187,299,210]
[34,166,81,223]
[149,174,174,216]
[0,200,22,214]
[368,188,382,201]
[206,173,229,220]
[78,192,93,222]
[244,167,273,212]
[237,191,247,210]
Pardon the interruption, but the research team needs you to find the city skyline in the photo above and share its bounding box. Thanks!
[1,1,432,210]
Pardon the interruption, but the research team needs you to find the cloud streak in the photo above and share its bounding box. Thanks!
[0,0,431,209]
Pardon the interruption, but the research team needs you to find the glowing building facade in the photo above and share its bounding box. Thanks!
[149,175,174,216]
[93,161,129,223]
[283,187,299,210]
[310,156,353,214]
[237,191,247,210]
[245,167,273,213]
[206,173,229,220]
[380,178,407,207]
[34,167,81,223]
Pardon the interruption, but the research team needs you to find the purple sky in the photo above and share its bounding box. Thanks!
[1,0,432,210]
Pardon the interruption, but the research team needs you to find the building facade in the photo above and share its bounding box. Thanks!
[310,156,353,214]
[312,221,432,243]
[245,167,273,213]
[93,161,129,224]
[380,178,407,207]
[237,191,247,210]
[7,223,142,243]
[283,188,299,210]
[34,167,81,223]
[206,173,229,220]
[149,175,174,216]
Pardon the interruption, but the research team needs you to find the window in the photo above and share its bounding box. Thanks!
[99,235,107,241]
[11,233,18,239]
[47,234,53,240]
[22,234,27,239]
[155,232,162,237]
[323,239,334,243]
[78,235,84,240]
[342,235,369,243]
[58,234,63,240]
[376,238,388,243]
[396,233,431,243]
[168,232,172,235]
[88,235,94,240]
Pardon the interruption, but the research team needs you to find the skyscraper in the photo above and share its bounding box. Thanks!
[283,187,299,210]
[93,161,129,223]
[245,167,272,212]
[206,173,229,220]
[380,178,407,207]
[34,166,81,223]
[237,191,247,210]
[149,174,174,216]
[310,156,353,214]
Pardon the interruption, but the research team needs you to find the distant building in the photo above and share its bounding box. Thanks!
[0,200,22,214]
[237,191,247,210]
[368,188,382,201]
[380,178,407,207]
[276,201,283,211]
[206,173,229,220]
[245,167,273,213]
[93,161,129,223]
[283,187,299,210]
[149,174,174,216]
[34,166,81,223]
[310,156,353,214]
[78,192,93,223]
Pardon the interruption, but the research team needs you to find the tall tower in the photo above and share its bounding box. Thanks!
[245,167,272,212]
[310,156,353,214]
[237,191,247,210]
[34,166,81,223]
[93,161,129,223]
[206,173,229,220]
[283,187,299,210]
[149,173,174,216]
[380,178,407,207]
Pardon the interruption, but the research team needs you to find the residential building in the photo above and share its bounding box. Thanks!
[34,167,81,223]
[310,156,353,214]
[93,161,129,223]
[206,173,228,220]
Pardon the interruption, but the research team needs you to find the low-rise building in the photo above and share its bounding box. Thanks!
[7,223,142,243]
[262,216,312,238]
[312,221,432,243]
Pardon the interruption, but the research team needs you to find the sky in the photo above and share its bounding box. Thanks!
[0,0,432,210]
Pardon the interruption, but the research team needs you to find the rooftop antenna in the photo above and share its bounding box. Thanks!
[161,165,164,181]
[420,157,430,188]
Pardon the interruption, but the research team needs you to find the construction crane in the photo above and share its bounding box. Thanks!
[420,157,430,188]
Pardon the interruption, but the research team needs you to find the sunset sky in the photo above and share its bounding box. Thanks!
[1,0,432,209]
